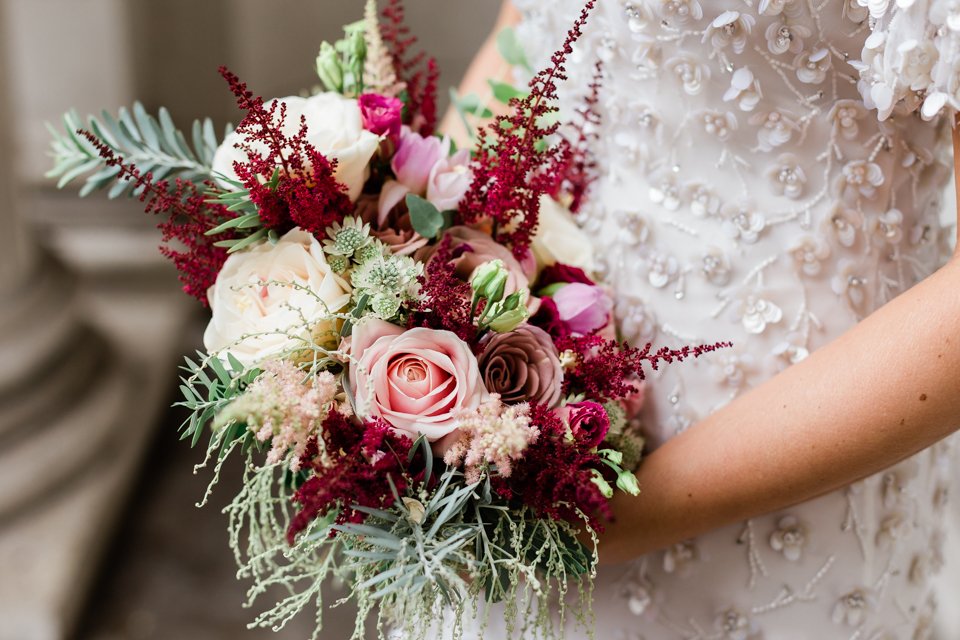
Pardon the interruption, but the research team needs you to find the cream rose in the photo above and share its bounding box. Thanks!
[211,93,380,201]
[348,319,487,442]
[203,228,351,366]
[531,195,595,272]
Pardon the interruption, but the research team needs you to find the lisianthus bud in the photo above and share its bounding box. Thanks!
[471,260,508,302]
[316,42,343,92]
[616,471,640,495]
[487,305,530,334]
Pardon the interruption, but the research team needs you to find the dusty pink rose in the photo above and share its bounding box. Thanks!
[551,282,613,335]
[356,194,428,256]
[358,93,403,145]
[418,226,535,302]
[560,401,610,449]
[426,148,472,211]
[349,318,486,441]
[477,324,563,407]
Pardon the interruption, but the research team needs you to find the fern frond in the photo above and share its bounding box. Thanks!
[46,102,229,198]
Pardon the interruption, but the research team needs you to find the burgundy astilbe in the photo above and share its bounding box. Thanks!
[219,66,353,238]
[559,334,732,403]
[492,403,611,530]
[458,1,596,260]
[380,0,439,135]
[78,130,233,304]
[409,235,479,345]
[550,60,604,214]
[288,412,416,543]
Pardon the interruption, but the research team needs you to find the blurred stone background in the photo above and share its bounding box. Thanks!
[0,1,498,639]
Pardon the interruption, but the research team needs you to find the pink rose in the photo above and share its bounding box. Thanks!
[349,318,486,441]
[426,148,472,211]
[358,93,403,145]
[551,283,613,335]
[417,226,536,303]
[560,401,610,449]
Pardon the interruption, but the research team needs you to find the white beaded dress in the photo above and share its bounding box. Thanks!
[457,0,958,638]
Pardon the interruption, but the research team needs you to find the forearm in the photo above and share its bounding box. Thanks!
[438,1,521,145]
[600,256,960,564]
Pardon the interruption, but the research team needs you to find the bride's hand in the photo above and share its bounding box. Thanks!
[595,255,960,564]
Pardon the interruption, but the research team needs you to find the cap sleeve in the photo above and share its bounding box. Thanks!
[852,0,960,120]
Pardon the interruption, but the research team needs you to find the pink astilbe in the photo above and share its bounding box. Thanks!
[380,0,439,135]
[550,60,604,213]
[559,334,732,403]
[216,362,339,472]
[458,1,596,259]
[443,396,539,484]
[288,413,417,543]
[219,67,353,238]
[492,403,611,530]
[409,235,479,345]
[77,130,233,304]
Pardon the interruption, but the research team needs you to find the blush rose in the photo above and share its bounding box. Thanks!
[349,319,487,442]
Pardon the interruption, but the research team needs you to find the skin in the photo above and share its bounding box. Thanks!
[444,1,960,565]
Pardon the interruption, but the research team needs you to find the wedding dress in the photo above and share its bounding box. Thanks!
[451,0,958,638]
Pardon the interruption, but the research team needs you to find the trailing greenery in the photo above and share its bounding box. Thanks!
[46,102,228,198]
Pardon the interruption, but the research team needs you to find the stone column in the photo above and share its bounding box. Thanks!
[0,2,194,638]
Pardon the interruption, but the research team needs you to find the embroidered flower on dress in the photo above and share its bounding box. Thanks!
[769,515,807,561]
[759,0,803,17]
[829,99,868,140]
[647,252,680,288]
[869,208,905,246]
[657,0,704,25]
[843,0,870,22]
[767,153,807,199]
[663,540,698,574]
[721,200,766,243]
[795,48,832,84]
[832,589,876,626]
[789,235,831,276]
[687,182,722,217]
[665,54,711,96]
[615,209,652,245]
[723,67,763,111]
[823,205,864,248]
[615,295,658,345]
[702,246,733,285]
[701,110,739,140]
[732,293,784,334]
[772,332,810,368]
[750,110,799,151]
[649,168,684,210]
[703,11,756,54]
[831,259,870,313]
[837,160,885,201]
[712,351,755,388]
[765,20,811,55]
[714,608,754,640]
[624,1,657,33]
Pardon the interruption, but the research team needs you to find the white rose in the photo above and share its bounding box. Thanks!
[211,93,380,201]
[531,195,595,272]
[203,228,352,366]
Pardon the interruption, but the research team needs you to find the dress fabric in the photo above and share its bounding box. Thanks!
[450,0,958,638]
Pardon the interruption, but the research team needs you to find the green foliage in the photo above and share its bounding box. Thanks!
[405,194,453,239]
[176,351,260,449]
[47,102,227,198]
[496,27,533,72]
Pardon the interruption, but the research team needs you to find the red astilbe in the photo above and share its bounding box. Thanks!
[492,403,611,530]
[408,235,479,345]
[549,60,603,214]
[78,130,233,304]
[380,0,439,135]
[458,1,596,260]
[288,412,417,543]
[219,67,353,238]
[559,334,733,403]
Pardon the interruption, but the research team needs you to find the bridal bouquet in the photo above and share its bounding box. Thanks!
[48,1,722,637]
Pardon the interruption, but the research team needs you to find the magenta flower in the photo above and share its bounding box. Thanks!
[561,401,610,449]
[551,282,613,335]
[358,93,403,144]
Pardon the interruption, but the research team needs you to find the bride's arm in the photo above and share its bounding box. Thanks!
[600,178,960,563]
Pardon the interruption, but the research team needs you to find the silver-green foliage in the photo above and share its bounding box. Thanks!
[46,102,228,198]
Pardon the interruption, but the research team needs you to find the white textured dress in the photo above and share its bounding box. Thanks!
[481,0,958,638]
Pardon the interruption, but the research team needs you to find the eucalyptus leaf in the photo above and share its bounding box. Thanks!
[406,194,445,238]
[496,27,532,71]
